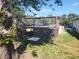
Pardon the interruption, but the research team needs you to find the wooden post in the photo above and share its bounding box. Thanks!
[54,17,59,39]
[51,17,59,42]
[33,18,35,36]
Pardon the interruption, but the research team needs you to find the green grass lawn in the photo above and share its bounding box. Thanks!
[23,30,79,59]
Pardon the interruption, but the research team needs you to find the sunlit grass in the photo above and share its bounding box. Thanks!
[25,30,79,59]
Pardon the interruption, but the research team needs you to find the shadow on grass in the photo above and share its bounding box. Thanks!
[16,28,55,55]
[66,30,79,40]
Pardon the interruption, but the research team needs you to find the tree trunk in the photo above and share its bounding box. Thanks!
[0,0,4,9]
[0,45,9,59]
[0,41,19,59]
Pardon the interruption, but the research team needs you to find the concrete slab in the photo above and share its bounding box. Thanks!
[27,37,40,41]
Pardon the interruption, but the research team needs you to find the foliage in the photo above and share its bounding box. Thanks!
[2,0,62,13]
[0,8,7,22]
[60,13,79,24]
[0,21,16,45]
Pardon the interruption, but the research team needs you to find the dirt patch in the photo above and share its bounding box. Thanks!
[19,50,35,59]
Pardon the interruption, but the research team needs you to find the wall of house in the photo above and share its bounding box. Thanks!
[72,19,79,33]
